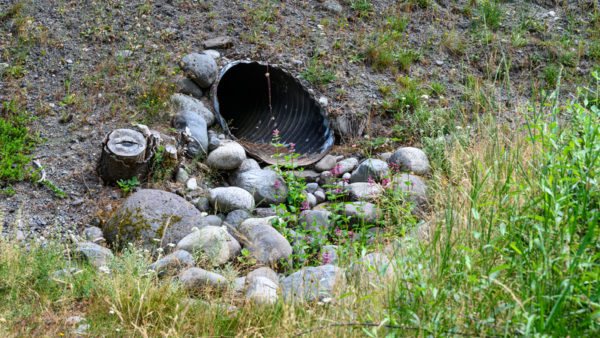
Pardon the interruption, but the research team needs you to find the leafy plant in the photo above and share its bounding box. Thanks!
[0,100,39,184]
[300,53,336,87]
[117,177,140,194]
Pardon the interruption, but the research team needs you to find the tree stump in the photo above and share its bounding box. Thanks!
[98,129,153,185]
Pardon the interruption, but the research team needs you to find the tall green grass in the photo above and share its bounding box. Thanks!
[380,72,600,336]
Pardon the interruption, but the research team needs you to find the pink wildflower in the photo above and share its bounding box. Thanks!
[321,251,332,264]
[289,143,296,153]
[382,178,391,188]
[330,163,342,176]
[272,129,280,137]
[273,181,281,189]
[335,228,342,236]
[300,200,310,211]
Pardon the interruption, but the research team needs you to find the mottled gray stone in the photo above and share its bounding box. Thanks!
[171,108,209,156]
[350,159,389,183]
[149,250,195,276]
[347,182,383,201]
[173,75,203,99]
[281,265,344,302]
[170,93,215,126]
[392,173,428,207]
[343,201,380,226]
[347,253,395,283]
[73,242,114,268]
[388,147,431,175]
[179,267,228,290]
[235,169,288,206]
[314,155,336,172]
[207,141,246,170]
[209,187,255,213]
[246,276,279,305]
[181,53,217,88]
[337,157,358,175]
[238,217,292,267]
[176,226,240,265]
[104,189,206,251]
[82,226,103,241]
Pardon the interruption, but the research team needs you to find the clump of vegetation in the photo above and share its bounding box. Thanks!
[364,14,419,72]
[300,52,336,87]
[0,100,39,186]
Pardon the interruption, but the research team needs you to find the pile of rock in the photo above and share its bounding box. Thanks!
[79,49,434,306]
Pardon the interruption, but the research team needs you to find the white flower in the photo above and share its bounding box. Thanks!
[109,310,115,315]
[167,243,175,248]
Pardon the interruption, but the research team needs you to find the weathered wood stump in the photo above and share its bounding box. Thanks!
[98,129,153,185]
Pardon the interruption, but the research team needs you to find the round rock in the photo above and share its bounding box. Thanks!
[206,141,246,170]
[149,249,195,277]
[238,217,292,267]
[181,53,218,89]
[176,226,240,265]
[104,189,206,251]
[179,267,228,291]
[350,159,389,183]
[209,187,255,213]
[171,109,209,156]
[234,169,288,206]
[388,147,431,175]
[281,265,344,302]
[170,93,215,126]
[314,155,336,172]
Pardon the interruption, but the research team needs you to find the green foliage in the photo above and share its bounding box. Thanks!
[365,15,419,72]
[151,145,176,182]
[300,53,336,87]
[350,0,372,16]
[0,100,39,184]
[475,0,503,30]
[117,177,140,194]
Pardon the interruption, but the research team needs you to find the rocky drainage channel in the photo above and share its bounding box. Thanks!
[71,50,433,307]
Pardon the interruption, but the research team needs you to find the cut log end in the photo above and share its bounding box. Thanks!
[98,129,152,185]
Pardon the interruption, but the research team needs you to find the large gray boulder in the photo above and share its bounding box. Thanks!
[170,93,215,126]
[388,147,431,175]
[104,189,206,251]
[209,187,255,213]
[179,267,228,291]
[235,169,288,206]
[149,250,195,277]
[350,159,389,183]
[176,226,241,265]
[281,265,344,302]
[206,141,246,170]
[238,217,292,267]
[180,53,217,88]
[171,109,208,156]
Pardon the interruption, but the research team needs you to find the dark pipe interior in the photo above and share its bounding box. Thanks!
[216,62,332,155]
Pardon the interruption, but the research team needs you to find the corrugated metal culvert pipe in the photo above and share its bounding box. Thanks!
[212,61,334,166]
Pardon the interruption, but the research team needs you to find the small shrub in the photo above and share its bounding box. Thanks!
[0,100,39,184]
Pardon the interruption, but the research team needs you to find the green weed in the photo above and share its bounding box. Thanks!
[0,100,39,184]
